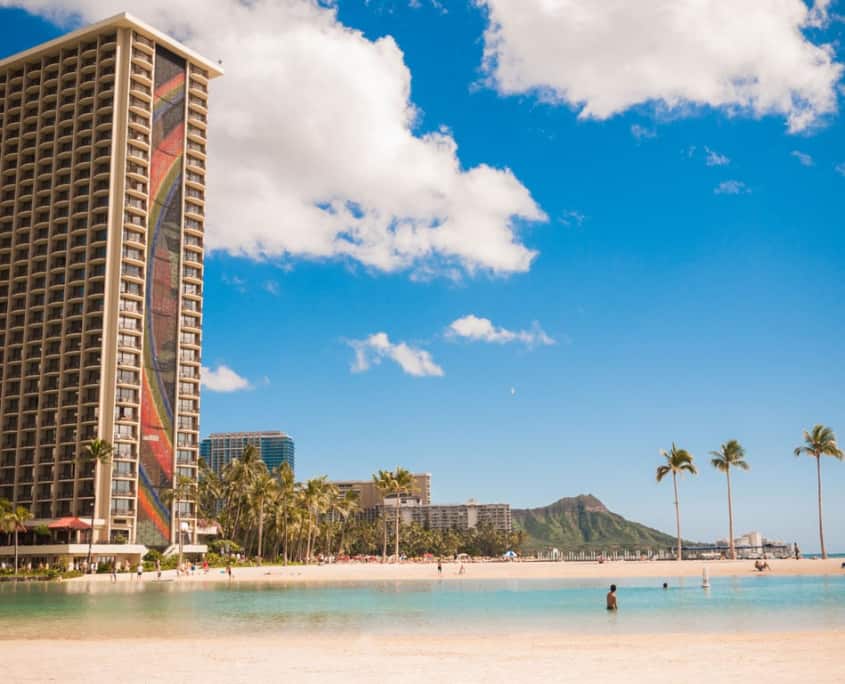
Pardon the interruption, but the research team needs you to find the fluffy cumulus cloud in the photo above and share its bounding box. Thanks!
[478,0,843,133]
[348,333,443,377]
[201,364,251,392]
[9,0,546,276]
[446,314,554,347]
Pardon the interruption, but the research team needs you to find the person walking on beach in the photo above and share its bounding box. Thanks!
[437,559,442,576]
[136,561,143,581]
[155,559,162,580]
[606,584,618,610]
[226,561,233,580]
[110,565,117,583]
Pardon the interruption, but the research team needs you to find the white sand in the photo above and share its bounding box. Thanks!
[74,556,845,584]
[3,632,843,683]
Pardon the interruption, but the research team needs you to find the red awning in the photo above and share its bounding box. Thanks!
[48,517,92,530]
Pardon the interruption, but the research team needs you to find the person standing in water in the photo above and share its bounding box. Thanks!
[606,584,618,610]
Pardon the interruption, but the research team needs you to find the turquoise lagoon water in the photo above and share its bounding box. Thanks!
[0,575,843,639]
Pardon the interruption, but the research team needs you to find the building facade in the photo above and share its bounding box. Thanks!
[381,500,512,533]
[201,431,295,475]
[0,14,221,559]
[331,473,431,510]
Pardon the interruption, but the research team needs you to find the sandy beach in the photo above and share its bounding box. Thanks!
[2,631,843,683]
[71,556,845,584]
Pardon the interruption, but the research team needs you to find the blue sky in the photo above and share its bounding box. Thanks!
[2,1,845,552]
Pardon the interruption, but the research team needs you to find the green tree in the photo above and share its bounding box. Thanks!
[78,438,112,568]
[162,474,198,569]
[387,467,415,561]
[794,424,843,559]
[656,443,697,561]
[0,499,33,576]
[273,462,296,564]
[372,469,394,561]
[249,472,276,562]
[709,440,749,560]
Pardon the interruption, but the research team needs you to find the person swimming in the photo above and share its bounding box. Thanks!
[606,584,618,610]
[662,582,668,589]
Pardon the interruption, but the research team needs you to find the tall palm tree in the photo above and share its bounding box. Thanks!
[334,489,360,556]
[249,472,276,562]
[0,499,33,576]
[710,440,749,560]
[274,462,296,565]
[78,438,113,568]
[387,467,415,562]
[302,476,331,563]
[163,475,198,569]
[372,469,394,561]
[794,424,843,559]
[656,444,697,561]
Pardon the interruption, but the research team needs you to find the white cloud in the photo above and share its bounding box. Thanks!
[11,0,546,277]
[791,150,815,166]
[705,147,730,167]
[714,180,750,195]
[446,314,555,348]
[201,365,251,392]
[478,0,842,133]
[630,124,656,140]
[263,280,280,296]
[348,332,444,377]
[221,274,246,293]
[835,162,845,176]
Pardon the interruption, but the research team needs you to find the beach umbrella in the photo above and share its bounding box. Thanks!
[503,550,517,559]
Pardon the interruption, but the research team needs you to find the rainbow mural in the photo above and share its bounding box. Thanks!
[137,47,186,547]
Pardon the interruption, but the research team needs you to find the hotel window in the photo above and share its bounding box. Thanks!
[115,405,136,421]
[183,266,200,279]
[180,332,198,345]
[122,246,142,260]
[116,387,138,403]
[120,280,142,296]
[122,264,142,278]
[118,333,139,348]
[117,369,138,384]
[118,316,138,330]
[178,415,197,430]
[115,424,135,439]
[113,461,134,476]
[111,498,134,513]
[179,381,197,396]
[114,442,135,458]
[117,351,138,367]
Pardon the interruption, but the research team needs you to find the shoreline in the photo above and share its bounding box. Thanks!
[3,631,844,683]
[65,557,845,585]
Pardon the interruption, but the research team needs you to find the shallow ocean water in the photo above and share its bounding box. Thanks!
[1,575,843,639]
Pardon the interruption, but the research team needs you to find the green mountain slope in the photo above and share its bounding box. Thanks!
[513,494,682,551]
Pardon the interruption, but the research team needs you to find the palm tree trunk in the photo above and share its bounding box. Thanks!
[672,472,682,561]
[257,506,264,562]
[382,515,388,561]
[726,469,735,560]
[816,455,827,559]
[394,498,400,562]
[13,528,18,577]
[177,510,184,570]
[282,510,289,566]
[87,463,96,569]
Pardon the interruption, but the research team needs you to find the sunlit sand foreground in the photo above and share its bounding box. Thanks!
[3,632,843,683]
[70,557,845,584]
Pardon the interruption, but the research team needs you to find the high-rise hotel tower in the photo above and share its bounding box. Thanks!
[0,14,221,553]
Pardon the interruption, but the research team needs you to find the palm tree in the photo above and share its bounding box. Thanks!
[0,500,33,576]
[302,476,331,563]
[387,467,415,562]
[372,469,394,561]
[162,475,198,570]
[249,472,276,562]
[334,489,360,556]
[794,424,843,559]
[273,462,296,565]
[656,444,697,561]
[78,438,113,568]
[710,440,749,560]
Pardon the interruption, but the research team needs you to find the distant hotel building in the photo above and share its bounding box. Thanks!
[332,473,431,509]
[0,14,221,562]
[201,431,295,475]
[329,474,511,532]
